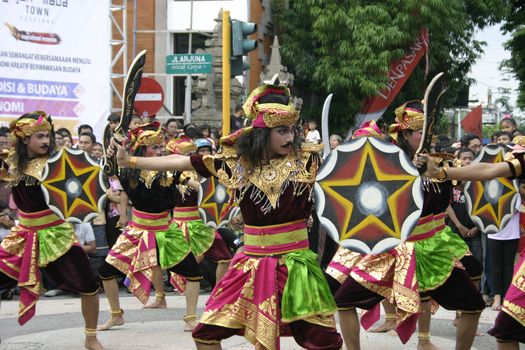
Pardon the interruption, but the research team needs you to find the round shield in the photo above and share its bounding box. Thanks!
[315,137,423,254]
[198,176,238,228]
[464,145,518,233]
[42,148,107,223]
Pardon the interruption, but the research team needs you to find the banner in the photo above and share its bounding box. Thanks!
[461,105,483,138]
[0,1,111,139]
[354,29,429,126]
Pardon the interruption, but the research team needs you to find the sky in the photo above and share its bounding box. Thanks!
[468,24,521,116]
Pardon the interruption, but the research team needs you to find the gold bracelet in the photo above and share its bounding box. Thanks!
[418,332,431,341]
[129,156,138,169]
[436,167,447,181]
[85,327,97,336]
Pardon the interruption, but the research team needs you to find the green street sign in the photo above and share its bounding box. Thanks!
[166,54,213,75]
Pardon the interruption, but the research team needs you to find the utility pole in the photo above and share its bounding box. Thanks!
[222,10,231,137]
[184,0,194,125]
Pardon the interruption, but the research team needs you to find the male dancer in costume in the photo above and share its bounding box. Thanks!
[165,137,231,293]
[0,112,104,350]
[112,80,343,350]
[97,121,203,332]
[326,101,484,350]
[423,135,525,350]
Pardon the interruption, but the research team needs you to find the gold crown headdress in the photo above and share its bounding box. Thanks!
[129,121,164,151]
[388,100,424,142]
[242,75,299,128]
[9,111,52,139]
[165,136,197,155]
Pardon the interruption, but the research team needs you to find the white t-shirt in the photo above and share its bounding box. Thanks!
[306,130,321,143]
[74,223,95,245]
[488,198,521,240]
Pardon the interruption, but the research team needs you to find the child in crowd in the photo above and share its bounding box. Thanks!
[306,119,321,143]
[500,117,520,138]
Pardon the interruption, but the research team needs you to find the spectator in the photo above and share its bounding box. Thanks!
[209,128,220,146]
[77,124,94,137]
[460,133,482,155]
[201,124,211,139]
[195,138,213,156]
[54,132,64,148]
[56,127,72,139]
[129,115,143,130]
[497,131,513,146]
[491,131,502,145]
[329,134,342,150]
[165,118,180,138]
[230,105,244,132]
[500,117,520,138]
[0,130,10,150]
[446,148,482,287]
[108,113,120,132]
[63,135,73,149]
[78,132,95,154]
[487,181,523,310]
[305,119,321,143]
[183,123,203,140]
[92,142,104,160]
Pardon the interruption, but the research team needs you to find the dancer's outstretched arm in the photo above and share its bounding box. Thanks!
[112,139,194,172]
[419,153,514,181]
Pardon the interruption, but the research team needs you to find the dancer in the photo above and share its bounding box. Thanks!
[97,121,202,332]
[112,79,343,350]
[165,137,231,292]
[326,101,484,350]
[0,112,103,350]
[423,135,525,350]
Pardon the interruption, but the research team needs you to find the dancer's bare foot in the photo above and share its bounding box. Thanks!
[369,319,396,333]
[85,336,105,350]
[144,296,167,309]
[98,315,125,331]
[183,314,198,332]
[417,340,441,350]
[492,295,502,311]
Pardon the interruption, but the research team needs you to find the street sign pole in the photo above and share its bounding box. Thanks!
[222,10,231,137]
[184,0,194,125]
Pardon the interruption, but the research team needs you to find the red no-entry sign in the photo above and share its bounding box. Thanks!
[134,77,164,118]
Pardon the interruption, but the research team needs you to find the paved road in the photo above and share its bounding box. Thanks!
[0,291,515,349]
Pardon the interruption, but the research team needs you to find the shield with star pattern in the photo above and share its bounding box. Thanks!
[314,137,423,254]
[198,176,237,228]
[41,148,107,223]
[464,145,518,233]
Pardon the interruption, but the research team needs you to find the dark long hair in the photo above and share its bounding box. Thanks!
[395,130,415,158]
[236,125,301,170]
[14,112,56,174]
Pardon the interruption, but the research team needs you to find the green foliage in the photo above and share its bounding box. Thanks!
[483,124,499,139]
[273,0,508,135]
[501,1,525,110]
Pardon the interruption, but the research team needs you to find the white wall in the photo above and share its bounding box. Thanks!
[168,0,248,32]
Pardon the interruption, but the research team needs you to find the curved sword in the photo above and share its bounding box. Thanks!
[321,93,333,158]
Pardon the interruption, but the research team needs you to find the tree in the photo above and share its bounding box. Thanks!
[501,1,525,110]
[273,0,508,135]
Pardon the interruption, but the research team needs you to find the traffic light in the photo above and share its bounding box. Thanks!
[230,20,257,77]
